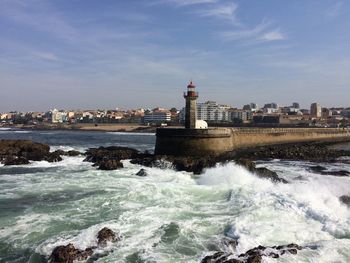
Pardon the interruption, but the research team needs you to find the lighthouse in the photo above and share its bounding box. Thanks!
[184,81,198,129]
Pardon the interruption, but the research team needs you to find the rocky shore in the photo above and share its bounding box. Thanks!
[0,140,83,166]
[235,141,350,162]
[49,227,119,263]
[201,242,303,263]
[1,139,350,262]
[2,140,350,182]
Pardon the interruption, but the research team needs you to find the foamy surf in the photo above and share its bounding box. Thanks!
[0,131,349,262]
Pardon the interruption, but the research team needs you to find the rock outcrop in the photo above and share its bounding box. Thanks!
[46,151,63,163]
[201,243,303,263]
[0,140,84,165]
[3,156,30,166]
[84,146,140,170]
[49,244,93,263]
[98,159,124,170]
[0,140,50,164]
[235,159,288,183]
[340,195,350,206]
[130,155,217,175]
[309,165,349,177]
[66,150,81,156]
[97,227,119,245]
[236,142,350,162]
[84,146,139,164]
[136,168,148,177]
[49,227,119,263]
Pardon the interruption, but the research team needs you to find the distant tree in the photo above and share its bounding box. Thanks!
[170,107,178,113]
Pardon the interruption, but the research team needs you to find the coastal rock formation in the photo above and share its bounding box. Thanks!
[130,154,286,182]
[234,159,288,183]
[98,159,124,170]
[340,195,350,206]
[52,149,82,157]
[49,244,93,263]
[97,227,119,245]
[66,150,82,156]
[84,146,139,163]
[201,243,303,263]
[3,156,30,166]
[46,151,63,163]
[0,140,82,165]
[309,165,349,177]
[136,168,148,177]
[84,146,140,169]
[49,227,119,262]
[0,140,50,164]
[130,155,217,174]
[236,142,350,162]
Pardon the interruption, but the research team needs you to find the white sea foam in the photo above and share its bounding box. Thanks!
[50,145,86,152]
[1,153,350,262]
[196,162,350,256]
[13,130,31,133]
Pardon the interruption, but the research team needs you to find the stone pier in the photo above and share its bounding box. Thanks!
[155,127,350,156]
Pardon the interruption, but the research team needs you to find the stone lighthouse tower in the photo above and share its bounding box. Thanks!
[184,81,198,129]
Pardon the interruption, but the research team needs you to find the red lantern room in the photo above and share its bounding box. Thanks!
[184,81,198,98]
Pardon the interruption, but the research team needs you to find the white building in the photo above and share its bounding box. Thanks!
[197,101,231,122]
[51,109,67,123]
[310,103,322,118]
[229,110,252,122]
[144,110,171,123]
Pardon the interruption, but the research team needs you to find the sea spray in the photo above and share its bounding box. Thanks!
[0,131,349,262]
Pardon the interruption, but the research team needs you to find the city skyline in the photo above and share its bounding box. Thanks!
[1,0,350,112]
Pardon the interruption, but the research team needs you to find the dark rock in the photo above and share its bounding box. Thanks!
[0,140,50,163]
[235,159,256,171]
[130,156,161,167]
[97,227,118,246]
[309,165,327,172]
[67,150,81,156]
[98,159,123,170]
[46,151,63,163]
[340,195,350,206]
[235,159,288,183]
[246,255,262,263]
[201,243,302,263]
[320,170,349,177]
[131,155,216,174]
[84,146,139,164]
[53,149,66,156]
[136,168,148,177]
[170,156,217,174]
[49,227,119,262]
[254,167,288,183]
[49,243,93,263]
[235,142,350,162]
[3,156,30,166]
[201,252,239,263]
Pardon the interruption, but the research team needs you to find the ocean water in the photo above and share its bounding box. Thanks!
[0,129,350,263]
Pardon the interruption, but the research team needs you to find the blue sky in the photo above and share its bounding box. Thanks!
[0,0,349,111]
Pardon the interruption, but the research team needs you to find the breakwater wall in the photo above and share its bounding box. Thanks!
[155,127,350,156]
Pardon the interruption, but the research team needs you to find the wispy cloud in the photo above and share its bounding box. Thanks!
[326,1,344,18]
[259,29,285,42]
[220,20,286,43]
[196,2,238,23]
[0,0,78,42]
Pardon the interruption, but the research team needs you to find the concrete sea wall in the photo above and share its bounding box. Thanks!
[155,127,350,156]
